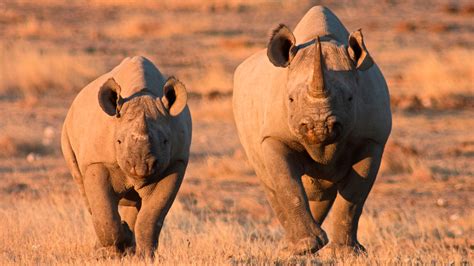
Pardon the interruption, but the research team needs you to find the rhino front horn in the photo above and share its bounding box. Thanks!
[309,37,329,99]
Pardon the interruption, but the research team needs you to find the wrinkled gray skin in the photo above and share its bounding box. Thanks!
[233,6,391,255]
[61,56,192,258]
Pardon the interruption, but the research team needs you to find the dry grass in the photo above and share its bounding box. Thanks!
[0,42,103,100]
[4,16,65,39]
[401,49,473,97]
[0,133,53,158]
[0,192,471,265]
[0,0,473,265]
[388,48,474,110]
[379,140,432,180]
[102,13,211,40]
[57,0,276,11]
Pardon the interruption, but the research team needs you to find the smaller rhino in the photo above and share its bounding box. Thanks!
[61,56,192,258]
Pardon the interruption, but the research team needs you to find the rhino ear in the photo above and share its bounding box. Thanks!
[98,78,123,117]
[348,29,374,71]
[161,76,187,117]
[267,24,297,67]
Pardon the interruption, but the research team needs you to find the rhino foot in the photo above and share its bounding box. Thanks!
[121,221,135,249]
[283,231,329,256]
[93,245,124,260]
[318,241,367,257]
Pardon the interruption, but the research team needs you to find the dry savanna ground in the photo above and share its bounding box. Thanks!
[0,0,473,264]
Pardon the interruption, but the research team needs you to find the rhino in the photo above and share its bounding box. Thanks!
[233,6,391,255]
[61,56,192,258]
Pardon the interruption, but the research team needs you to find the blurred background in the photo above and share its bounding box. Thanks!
[0,0,472,264]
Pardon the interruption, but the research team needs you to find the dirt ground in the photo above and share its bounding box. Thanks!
[0,0,473,264]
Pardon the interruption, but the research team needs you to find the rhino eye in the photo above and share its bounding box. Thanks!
[163,139,169,145]
[289,97,294,103]
[117,139,122,144]
[348,96,353,102]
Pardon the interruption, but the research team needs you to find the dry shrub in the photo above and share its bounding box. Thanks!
[441,3,474,15]
[0,7,24,24]
[193,62,233,96]
[5,16,66,38]
[380,140,431,179]
[189,98,234,122]
[85,0,269,11]
[102,13,210,39]
[441,3,460,14]
[0,135,18,157]
[405,49,473,94]
[460,4,474,15]
[0,134,50,158]
[446,140,474,157]
[0,41,104,100]
[395,48,474,109]
[394,21,417,33]
[427,22,456,33]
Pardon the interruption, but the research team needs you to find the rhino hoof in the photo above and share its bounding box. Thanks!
[93,245,124,260]
[319,241,367,257]
[289,234,328,255]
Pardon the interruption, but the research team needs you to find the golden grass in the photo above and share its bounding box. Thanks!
[0,191,471,265]
[102,13,211,40]
[0,1,472,264]
[401,49,473,98]
[385,48,473,110]
[0,42,103,100]
[61,0,272,11]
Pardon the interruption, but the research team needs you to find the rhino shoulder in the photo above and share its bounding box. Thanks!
[354,64,392,144]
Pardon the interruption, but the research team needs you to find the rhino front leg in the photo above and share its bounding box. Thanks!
[328,142,384,255]
[83,164,130,256]
[134,161,186,258]
[262,138,328,255]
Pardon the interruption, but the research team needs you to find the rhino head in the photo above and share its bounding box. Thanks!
[98,77,187,179]
[267,24,373,149]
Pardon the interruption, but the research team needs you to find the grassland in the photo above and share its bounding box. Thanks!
[0,0,472,264]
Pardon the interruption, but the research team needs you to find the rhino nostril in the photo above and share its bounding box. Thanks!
[130,165,136,175]
[148,159,157,171]
[332,122,342,139]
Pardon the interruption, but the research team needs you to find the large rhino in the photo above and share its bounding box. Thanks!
[61,56,192,257]
[233,6,391,255]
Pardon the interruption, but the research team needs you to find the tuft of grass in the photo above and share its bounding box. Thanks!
[102,13,211,40]
[400,49,473,98]
[389,48,474,110]
[0,134,52,158]
[0,41,104,100]
[380,140,432,180]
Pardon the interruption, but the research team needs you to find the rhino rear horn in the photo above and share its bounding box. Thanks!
[161,76,187,117]
[98,78,123,117]
[348,29,374,71]
[267,24,297,67]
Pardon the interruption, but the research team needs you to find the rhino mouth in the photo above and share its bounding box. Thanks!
[298,119,342,145]
[125,158,158,179]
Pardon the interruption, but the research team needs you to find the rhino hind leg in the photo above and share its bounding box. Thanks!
[83,164,131,255]
[303,176,338,225]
